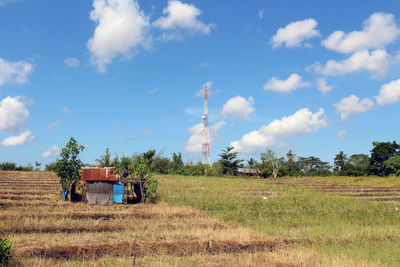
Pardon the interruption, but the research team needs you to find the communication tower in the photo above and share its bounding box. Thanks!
[202,85,210,165]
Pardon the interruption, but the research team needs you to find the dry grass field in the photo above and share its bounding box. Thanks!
[1,171,395,266]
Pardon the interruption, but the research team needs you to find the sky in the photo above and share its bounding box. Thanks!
[1,0,400,166]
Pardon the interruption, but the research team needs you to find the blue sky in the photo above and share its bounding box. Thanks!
[1,0,400,166]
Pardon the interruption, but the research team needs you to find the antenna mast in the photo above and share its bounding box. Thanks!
[202,85,210,165]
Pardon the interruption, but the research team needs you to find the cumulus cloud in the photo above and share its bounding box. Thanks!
[87,0,150,72]
[42,145,60,158]
[322,13,400,54]
[0,130,34,147]
[0,57,34,86]
[375,78,400,105]
[185,120,225,152]
[231,108,327,154]
[153,0,214,39]
[221,96,255,120]
[337,130,347,141]
[264,73,311,93]
[271,18,319,48]
[0,96,29,133]
[333,94,374,122]
[317,78,334,95]
[312,49,391,78]
[64,57,80,68]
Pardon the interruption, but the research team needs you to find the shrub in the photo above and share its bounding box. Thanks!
[0,162,16,171]
[0,238,14,264]
[144,178,160,203]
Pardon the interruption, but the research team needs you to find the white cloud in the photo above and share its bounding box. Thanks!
[337,130,347,141]
[322,13,400,54]
[0,57,34,86]
[185,120,225,152]
[221,96,255,120]
[312,49,391,78]
[47,121,62,132]
[0,96,29,133]
[87,0,150,72]
[375,78,400,105]
[60,106,70,113]
[271,18,319,48]
[231,108,327,154]
[42,145,60,158]
[64,57,80,68]
[264,73,311,93]
[0,130,34,147]
[258,9,263,20]
[333,94,374,122]
[153,0,214,39]
[317,78,334,95]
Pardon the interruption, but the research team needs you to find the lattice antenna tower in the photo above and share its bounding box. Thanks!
[202,84,210,165]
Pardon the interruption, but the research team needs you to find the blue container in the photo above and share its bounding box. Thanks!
[113,183,125,204]
[62,189,68,201]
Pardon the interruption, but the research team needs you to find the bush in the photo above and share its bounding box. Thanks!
[144,178,160,203]
[0,238,14,264]
[0,162,16,171]
[45,162,57,172]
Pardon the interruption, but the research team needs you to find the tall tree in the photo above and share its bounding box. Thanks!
[297,156,331,176]
[370,141,400,176]
[349,154,370,176]
[260,149,283,178]
[54,137,85,201]
[218,147,243,175]
[96,148,111,167]
[142,149,156,170]
[247,158,256,168]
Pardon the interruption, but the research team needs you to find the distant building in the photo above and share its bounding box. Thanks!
[238,168,260,177]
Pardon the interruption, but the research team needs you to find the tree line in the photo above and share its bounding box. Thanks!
[2,140,400,178]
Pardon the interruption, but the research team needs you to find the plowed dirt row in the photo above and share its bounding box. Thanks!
[20,239,286,260]
[0,194,53,201]
[0,190,57,195]
[0,211,200,221]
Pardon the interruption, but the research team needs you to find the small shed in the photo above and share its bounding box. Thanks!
[238,168,261,178]
[80,167,145,205]
[81,167,120,205]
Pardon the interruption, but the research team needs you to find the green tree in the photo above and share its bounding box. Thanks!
[54,137,85,201]
[247,158,256,168]
[260,149,283,178]
[297,156,331,176]
[384,155,400,176]
[95,148,111,167]
[285,150,300,176]
[348,154,370,176]
[218,147,243,175]
[170,152,184,174]
[370,141,400,176]
[142,149,156,171]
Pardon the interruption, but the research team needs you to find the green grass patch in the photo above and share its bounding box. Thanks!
[157,175,400,266]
